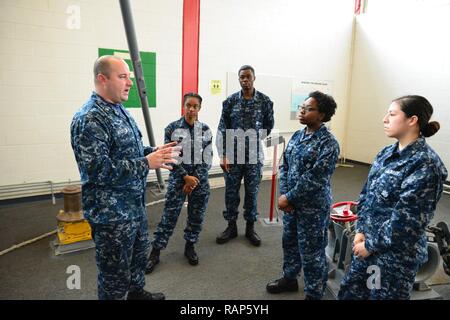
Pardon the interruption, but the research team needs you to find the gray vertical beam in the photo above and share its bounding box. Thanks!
[119,0,165,190]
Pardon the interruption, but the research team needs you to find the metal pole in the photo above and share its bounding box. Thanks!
[119,0,165,190]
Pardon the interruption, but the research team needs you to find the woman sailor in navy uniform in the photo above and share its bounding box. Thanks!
[338,95,448,300]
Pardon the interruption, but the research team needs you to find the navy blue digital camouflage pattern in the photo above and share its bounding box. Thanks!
[152,117,212,249]
[217,90,274,222]
[217,90,274,163]
[223,163,263,222]
[71,92,154,225]
[70,92,154,299]
[338,137,448,299]
[279,125,340,299]
[91,215,149,300]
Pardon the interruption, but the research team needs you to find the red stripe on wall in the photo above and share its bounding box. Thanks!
[181,0,200,114]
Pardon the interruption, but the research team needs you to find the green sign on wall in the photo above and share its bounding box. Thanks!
[98,48,156,108]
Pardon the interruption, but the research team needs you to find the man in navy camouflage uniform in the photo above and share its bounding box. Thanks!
[338,95,448,300]
[70,56,179,300]
[266,91,339,300]
[216,65,274,247]
[146,93,212,273]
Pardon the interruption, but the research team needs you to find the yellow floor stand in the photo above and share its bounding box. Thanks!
[53,186,95,255]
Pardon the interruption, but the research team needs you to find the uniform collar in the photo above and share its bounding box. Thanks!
[301,124,328,141]
[388,137,425,159]
[239,89,258,101]
[180,116,198,128]
[91,91,125,118]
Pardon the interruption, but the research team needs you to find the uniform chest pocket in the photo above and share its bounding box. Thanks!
[199,134,211,150]
[173,131,190,158]
[296,145,318,170]
[253,108,263,130]
[373,171,402,203]
[238,105,262,130]
[114,126,135,145]
[111,121,139,155]
[230,105,242,127]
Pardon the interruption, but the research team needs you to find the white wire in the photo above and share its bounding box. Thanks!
[2,153,290,257]
[0,230,57,257]
[1,198,173,257]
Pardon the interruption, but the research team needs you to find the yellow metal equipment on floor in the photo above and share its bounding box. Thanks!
[53,185,94,255]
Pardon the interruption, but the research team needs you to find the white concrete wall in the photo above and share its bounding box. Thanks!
[0,0,183,187]
[200,0,355,164]
[346,0,450,169]
[0,0,355,190]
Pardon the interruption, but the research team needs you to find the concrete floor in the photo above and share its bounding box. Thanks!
[0,163,449,300]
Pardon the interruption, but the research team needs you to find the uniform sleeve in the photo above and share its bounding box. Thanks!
[355,149,386,235]
[284,139,339,205]
[278,142,292,196]
[144,146,157,156]
[164,124,187,178]
[364,162,440,254]
[263,99,274,137]
[354,180,370,234]
[71,117,149,186]
[195,126,213,179]
[216,99,230,157]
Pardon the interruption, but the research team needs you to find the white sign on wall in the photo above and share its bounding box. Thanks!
[291,80,333,120]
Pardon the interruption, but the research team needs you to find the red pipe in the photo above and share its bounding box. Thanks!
[269,145,278,222]
[354,0,362,14]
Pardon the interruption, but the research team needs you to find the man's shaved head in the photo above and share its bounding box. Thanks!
[93,55,124,84]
